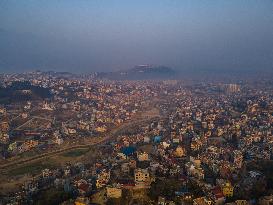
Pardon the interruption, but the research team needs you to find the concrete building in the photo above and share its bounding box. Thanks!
[134,168,151,186]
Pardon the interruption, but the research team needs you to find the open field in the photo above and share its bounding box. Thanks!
[0,158,58,194]
[61,148,90,157]
[0,148,98,194]
[7,161,55,177]
[6,148,92,177]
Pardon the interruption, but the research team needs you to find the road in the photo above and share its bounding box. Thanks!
[0,108,160,170]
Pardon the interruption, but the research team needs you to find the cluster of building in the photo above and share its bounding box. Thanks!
[0,71,272,205]
[0,72,161,158]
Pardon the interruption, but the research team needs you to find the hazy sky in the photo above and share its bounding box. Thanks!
[0,0,273,73]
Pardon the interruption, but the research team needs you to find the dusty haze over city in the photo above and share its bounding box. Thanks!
[1,1,273,205]
[0,0,273,74]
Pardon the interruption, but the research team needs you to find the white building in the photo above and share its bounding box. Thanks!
[134,168,151,187]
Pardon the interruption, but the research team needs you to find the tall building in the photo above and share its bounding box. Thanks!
[226,84,240,93]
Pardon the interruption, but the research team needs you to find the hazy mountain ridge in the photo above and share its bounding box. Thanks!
[97,65,177,80]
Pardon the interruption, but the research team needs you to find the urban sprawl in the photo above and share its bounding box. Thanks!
[0,71,272,205]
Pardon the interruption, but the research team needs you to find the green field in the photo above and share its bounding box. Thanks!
[6,148,90,176]
[8,161,55,176]
[62,148,90,157]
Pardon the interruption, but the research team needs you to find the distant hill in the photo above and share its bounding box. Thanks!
[0,81,52,104]
[97,65,177,80]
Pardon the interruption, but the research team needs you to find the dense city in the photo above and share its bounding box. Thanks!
[0,71,272,205]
